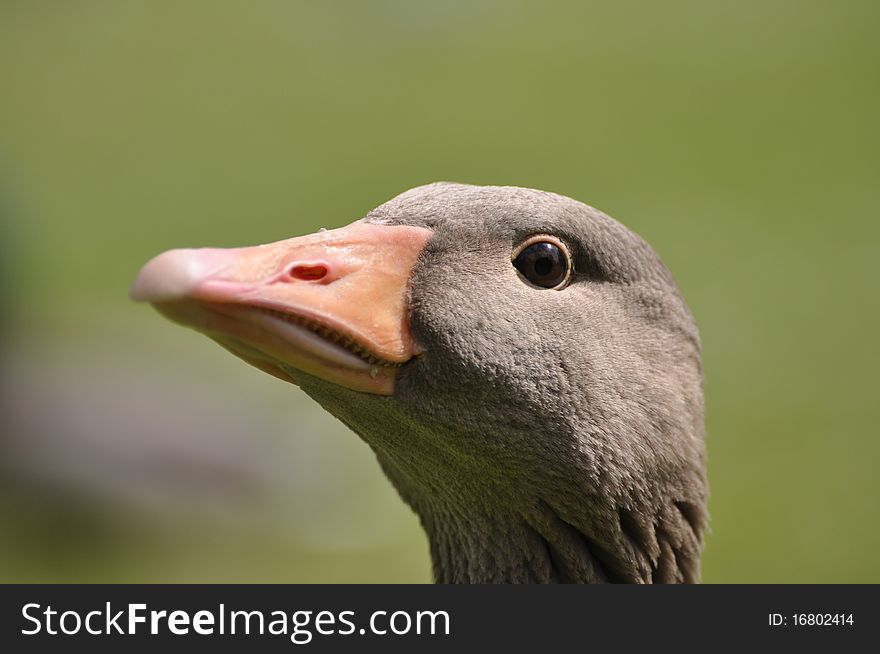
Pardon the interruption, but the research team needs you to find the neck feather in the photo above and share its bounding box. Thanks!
[423,503,617,583]
[299,376,706,584]
[380,459,704,584]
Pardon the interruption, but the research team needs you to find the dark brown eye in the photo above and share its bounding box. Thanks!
[512,238,571,289]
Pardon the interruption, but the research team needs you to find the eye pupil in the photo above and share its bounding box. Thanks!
[534,257,553,277]
[512,240,570,289]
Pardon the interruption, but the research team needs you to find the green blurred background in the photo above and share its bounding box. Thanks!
[1,0,877,583]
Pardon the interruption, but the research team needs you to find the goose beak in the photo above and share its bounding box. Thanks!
[131,220,433,395]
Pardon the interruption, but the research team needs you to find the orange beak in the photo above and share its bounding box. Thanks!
[130,220,433,395]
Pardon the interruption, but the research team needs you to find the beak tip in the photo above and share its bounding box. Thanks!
[130,248,207,303]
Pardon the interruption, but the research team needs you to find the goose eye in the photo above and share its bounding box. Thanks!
[512,239,571,289]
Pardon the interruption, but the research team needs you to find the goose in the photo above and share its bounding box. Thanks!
[131,182,707,583]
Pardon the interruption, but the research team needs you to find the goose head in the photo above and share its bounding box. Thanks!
[132,182,707,583]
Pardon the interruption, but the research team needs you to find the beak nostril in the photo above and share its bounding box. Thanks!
[288,264,328,282]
